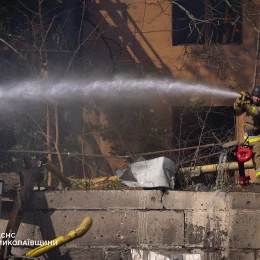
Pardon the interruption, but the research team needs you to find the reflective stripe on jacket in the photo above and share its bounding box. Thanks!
[244,135,260,143]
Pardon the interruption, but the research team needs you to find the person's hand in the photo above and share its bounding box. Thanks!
[234,97,242,107]
[244,102,258,115]
[236,97,242,103]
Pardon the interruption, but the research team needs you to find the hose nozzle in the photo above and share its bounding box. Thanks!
[240,91,251,102]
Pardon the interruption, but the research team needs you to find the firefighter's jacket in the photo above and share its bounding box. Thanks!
[233,99,260,143]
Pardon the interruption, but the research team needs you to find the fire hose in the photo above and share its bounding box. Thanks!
[25,217,93,258]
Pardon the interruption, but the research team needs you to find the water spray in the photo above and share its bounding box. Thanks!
[0,78,240,105]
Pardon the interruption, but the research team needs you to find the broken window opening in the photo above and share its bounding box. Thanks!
[172,0,242,46]
[171,106,236,166]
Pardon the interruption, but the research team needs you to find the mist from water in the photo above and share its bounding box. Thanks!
[0,77,240,108]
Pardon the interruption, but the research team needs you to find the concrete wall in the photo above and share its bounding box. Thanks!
[1,190,260,260]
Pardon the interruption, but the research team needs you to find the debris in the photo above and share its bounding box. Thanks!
[116,157,176,189]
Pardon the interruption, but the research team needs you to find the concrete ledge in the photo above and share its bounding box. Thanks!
[3,190,260,259]
[30,190,164,210]
[229,192,260,209]
[31,190,260,211]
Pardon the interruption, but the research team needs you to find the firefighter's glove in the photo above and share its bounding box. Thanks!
[245,102,259,116]
[234,98,242,108]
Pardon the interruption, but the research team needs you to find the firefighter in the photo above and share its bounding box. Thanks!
[234,85,260,183]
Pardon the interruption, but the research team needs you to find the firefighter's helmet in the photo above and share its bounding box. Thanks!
[252,85,260,97]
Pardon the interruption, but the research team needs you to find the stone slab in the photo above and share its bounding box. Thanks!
[30,190,236,211]
[229,192,260,210]
[228,209,260,248]
[186,208,260,249]
[185,210,230,248]
[32,210,184,247]
[162,191,230,210]
[30,190,164,210]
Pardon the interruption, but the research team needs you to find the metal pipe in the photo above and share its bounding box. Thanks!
[180,160,254,174]
[0,143,218,159]
[40,157,71,187]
